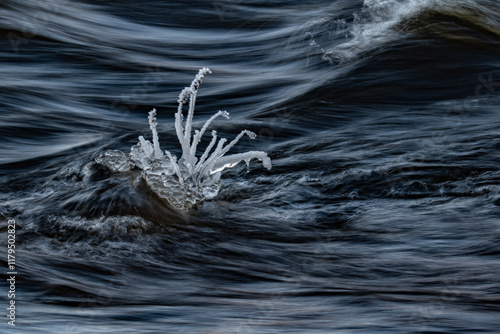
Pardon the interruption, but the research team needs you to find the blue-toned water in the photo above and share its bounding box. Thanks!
[1,0,500,333]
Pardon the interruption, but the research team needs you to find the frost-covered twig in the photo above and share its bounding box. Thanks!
[148,109,163,159]
[175,67,212,168]
[193,130,218,177]
[196,137,228,184]
[190,110,230,158]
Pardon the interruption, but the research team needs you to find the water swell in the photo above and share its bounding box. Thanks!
[298,0,500,64]
[2,0,500,332]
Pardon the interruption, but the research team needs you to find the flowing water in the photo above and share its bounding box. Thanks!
[1,0,500,333]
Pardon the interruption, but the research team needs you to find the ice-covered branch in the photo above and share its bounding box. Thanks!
[194,130,218,176]
[184,69,211,143]
[175,88,189,141]
[176,67,212,167]
[148,109,163,159]
[219,130,256,157]
[198,137,228,181]
[190,110,230,158]
[212,151,272,172]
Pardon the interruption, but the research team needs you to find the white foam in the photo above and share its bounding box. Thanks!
[326,0,437,63]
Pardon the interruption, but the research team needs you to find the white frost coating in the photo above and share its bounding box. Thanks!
[96,68,272,211]
[148,108,163,159]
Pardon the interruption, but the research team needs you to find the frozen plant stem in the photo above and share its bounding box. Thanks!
[97,68,272,211]
[148,109,163,159]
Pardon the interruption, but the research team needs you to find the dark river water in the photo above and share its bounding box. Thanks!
[1,0,500,333]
